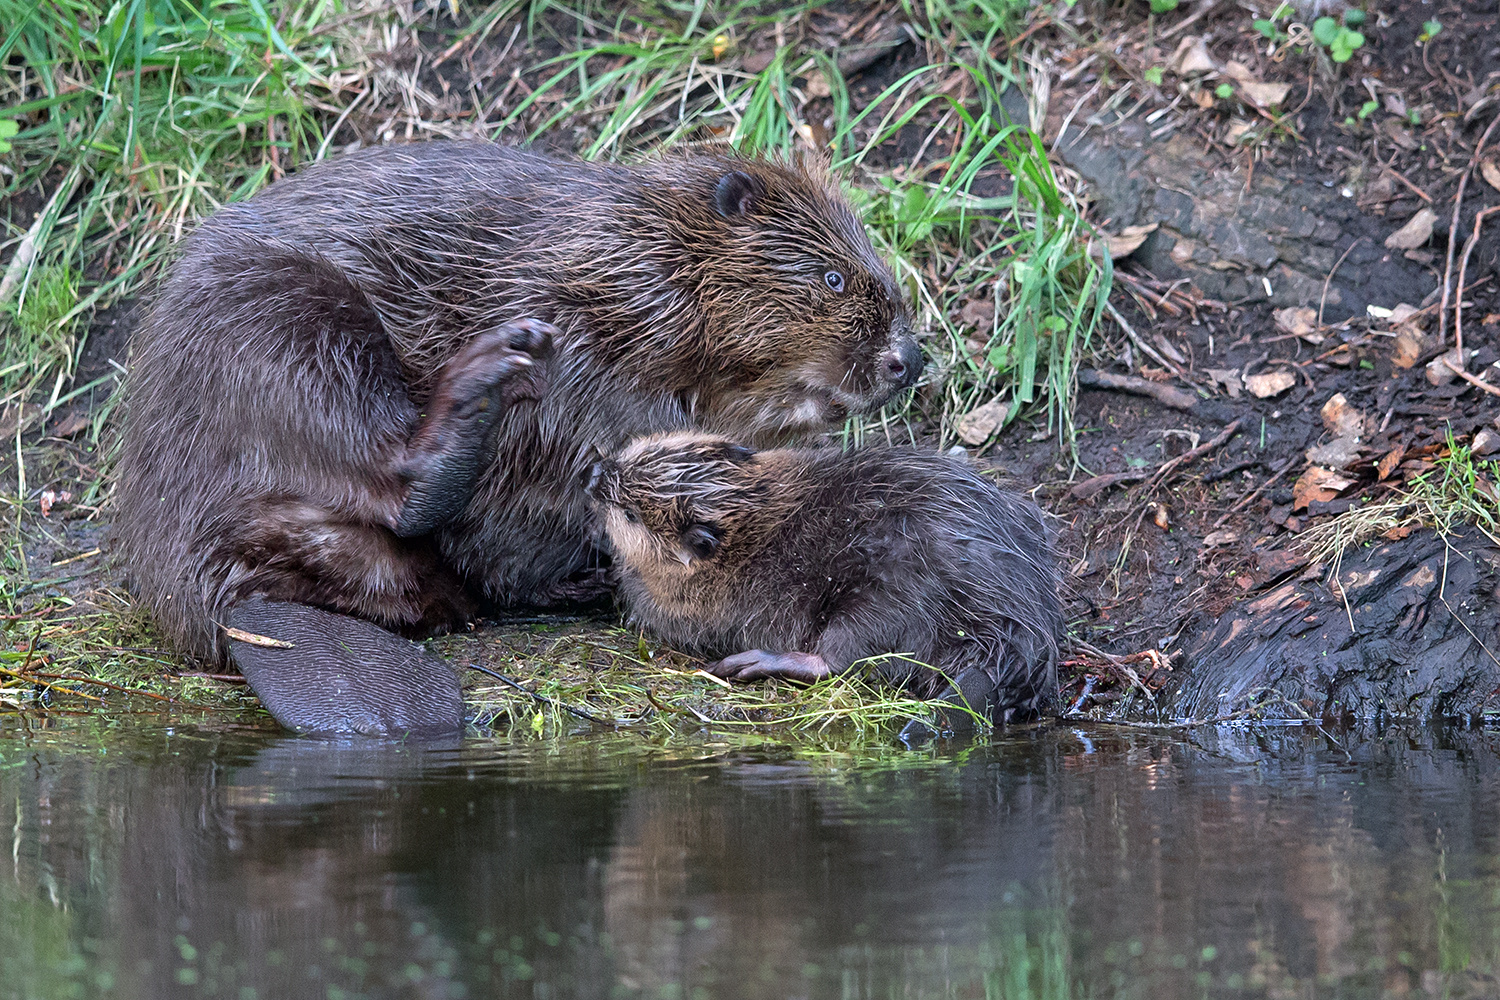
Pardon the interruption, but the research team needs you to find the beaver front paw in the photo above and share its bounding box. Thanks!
[394,319,557,537]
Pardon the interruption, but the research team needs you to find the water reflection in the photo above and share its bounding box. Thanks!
[1,716,1498,999]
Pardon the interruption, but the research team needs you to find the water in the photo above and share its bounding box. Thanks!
[2,715,1498,1000]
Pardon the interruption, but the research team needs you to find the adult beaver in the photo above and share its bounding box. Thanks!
[115,142,921,737]
[586,432,1063,723]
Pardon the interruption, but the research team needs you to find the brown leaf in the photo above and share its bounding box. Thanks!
[954,397,1011,446]
[1381,524,1414,541]
[1391,329,1426,368]
[1384,208,1437,250]
[49,410,90,438]
[1245,370,1295,398]
[1105,223,1158,260]
[1171,36,1217,75]
[1376,444,1406,481]
[959,297,996,330]
[220,626,295,649]
[1320,392,1365,438]
[1273,306,1320,339]
[1149,502,1170,530]
[1292,466,1355,511]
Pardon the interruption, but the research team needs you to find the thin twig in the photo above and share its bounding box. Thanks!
[1106,299,1183,375]
[1212,456,1298,529]
[1317,237,1364,330]
[1439,112,1500,345]
[1455,205,1500,358]
[1442,357,1500,397]
[1147,418,1243,489]
[466,661,615,726]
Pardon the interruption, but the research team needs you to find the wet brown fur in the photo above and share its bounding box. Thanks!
[115,142,918,665]
[590,432,1064,719]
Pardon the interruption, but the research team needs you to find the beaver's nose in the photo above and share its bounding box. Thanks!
[880,339,924,389]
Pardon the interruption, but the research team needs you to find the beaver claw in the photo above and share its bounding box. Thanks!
[226,597,464,738]
[706,649,833,683]
[394,318,557,537]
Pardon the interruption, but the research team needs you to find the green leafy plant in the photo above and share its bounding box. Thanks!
[1144,66,1164,85]
[1150,0,1179,13]
[0,120,17,153]
[1420,19,1442,41]
[1358,99,1379,120]
[1215,82,1235,99]
[1312,16,1366,62]
[1252,2,1294,44]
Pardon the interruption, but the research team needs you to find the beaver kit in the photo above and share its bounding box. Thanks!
[115,141,921,736]
[587,432,1064,722]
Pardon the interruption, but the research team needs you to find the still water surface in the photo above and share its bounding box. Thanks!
[1,715,1498,999]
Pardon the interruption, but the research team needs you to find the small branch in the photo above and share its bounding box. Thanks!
[1212,456,1299,529]
[1439,112,1500,345]
[466,662,615,726]
[1317,237,1364,330]
[1104,300,1184,375]
[1443,356,1500,398]
[1147,418,1243,490]
[1077,368,1199,410]
[1455,205,1500,358]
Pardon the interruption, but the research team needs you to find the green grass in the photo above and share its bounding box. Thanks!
[1299,437,1500,569]
[0,0,1112,730]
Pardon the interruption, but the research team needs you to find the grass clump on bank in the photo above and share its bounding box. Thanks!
[1299,439,1500,570]
[1,0,1107,733]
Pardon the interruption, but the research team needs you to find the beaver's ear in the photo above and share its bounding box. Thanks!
[714,171,763,218]
[681,524,723,561]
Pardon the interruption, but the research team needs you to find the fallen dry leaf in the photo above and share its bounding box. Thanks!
[1245,370,1295,398]
[1381,524,1415,541]
[1172,36,1217,75]
[1306,436,1363,470]
[220,626,295,649]
[1202,529,1239,547]
[959,297,996,330]
[1474,427,1500,457]
[1320,392,1365,438]
[1483,313,1500,326]
[1273,305,1321,341]
[1376,444,1406,480]
[955,397,1010,446]
[49,410,90,438]
[1391,329,1426,368]
[1483,159,1500,193]
[1240,80,1293,107]
[1388,303,1424,327]
[1149,502,1170,530]
[1205,367,1242,398]
[1384,207,1437,250]
[1105,223,1158,259]
[1293,467,1356,511]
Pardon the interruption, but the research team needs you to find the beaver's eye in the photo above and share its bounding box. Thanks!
[823,270,846,293]
[623,508,640,524]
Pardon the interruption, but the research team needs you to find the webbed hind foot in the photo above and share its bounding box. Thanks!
[706,649,832,683]
[225,597,464,739]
